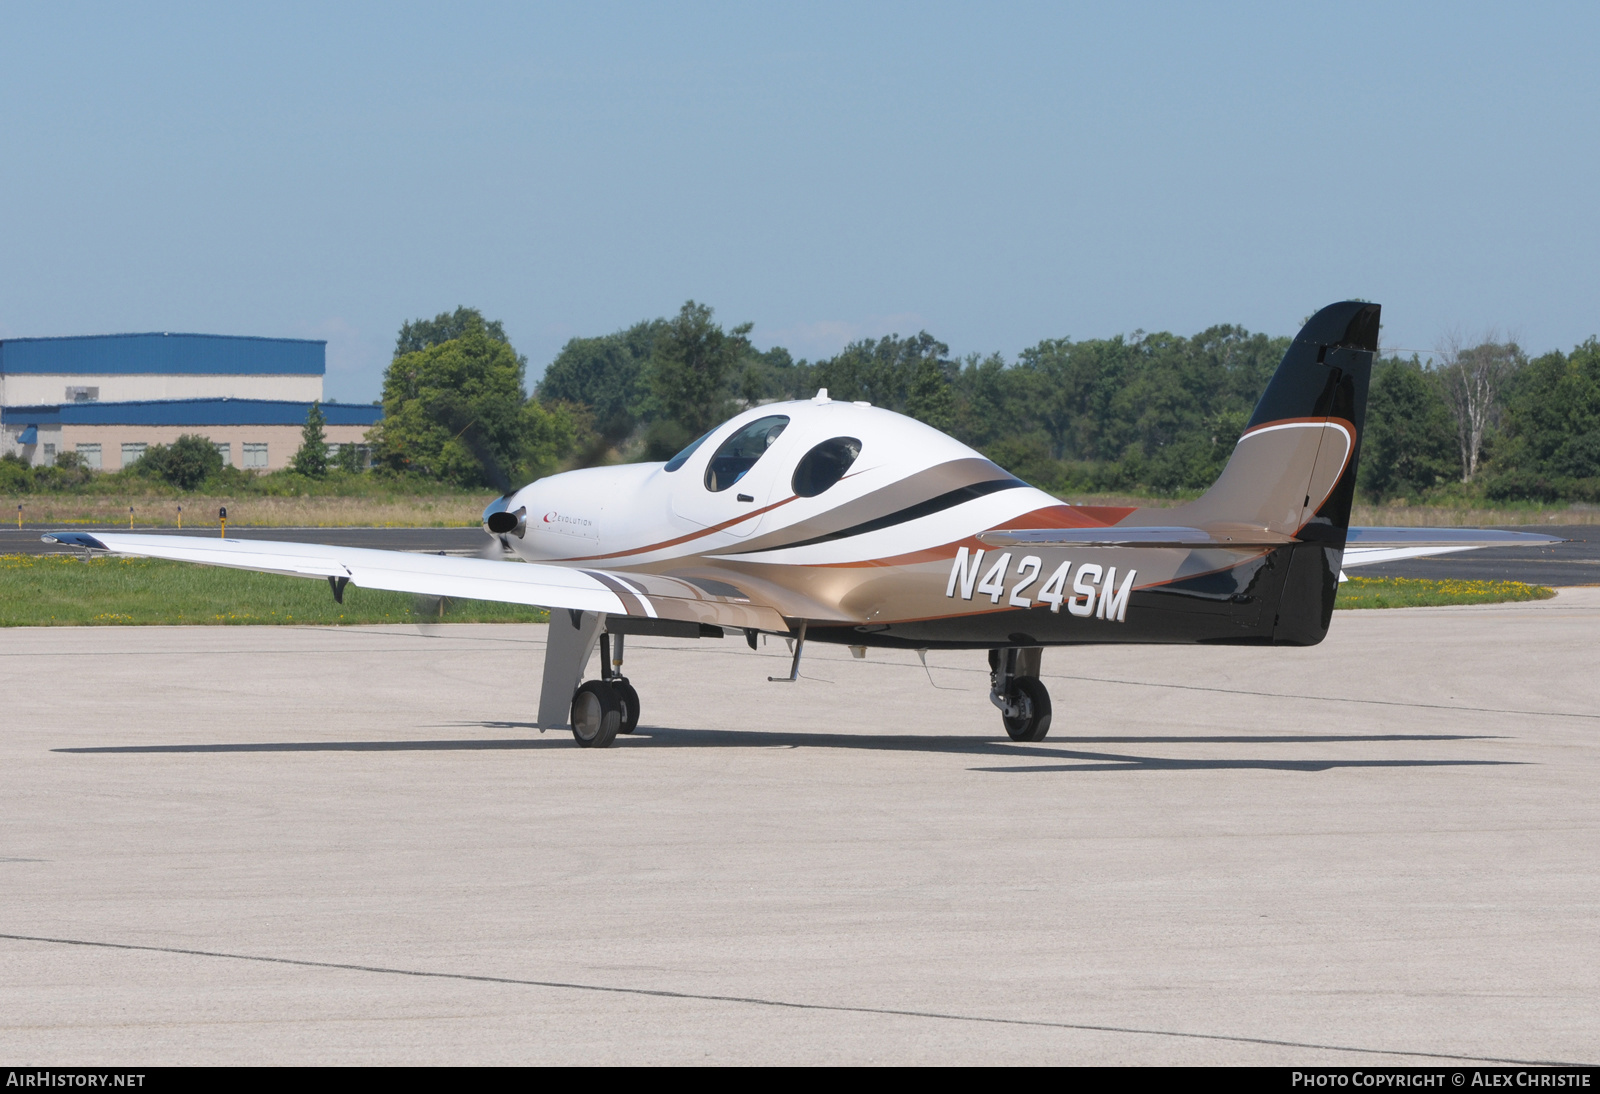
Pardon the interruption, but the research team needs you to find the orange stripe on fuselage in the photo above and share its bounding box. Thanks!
[809,503,1128,569]
[546,494,803,562]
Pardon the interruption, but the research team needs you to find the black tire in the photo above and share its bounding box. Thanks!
[571,680,622,748]
[614,680,641,734]
[1002,677,1052,742]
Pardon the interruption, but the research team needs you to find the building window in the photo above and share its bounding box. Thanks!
[214,442,232,467]
[242,443,269,469]
[77,443,102,470]
[42,443,56,463]
[121,442,148,467]
[65,386,99,403]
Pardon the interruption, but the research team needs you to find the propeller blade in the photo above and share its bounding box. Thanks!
[423,395,517,496]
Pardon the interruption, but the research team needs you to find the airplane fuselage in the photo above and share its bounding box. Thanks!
[492,394,1348,649]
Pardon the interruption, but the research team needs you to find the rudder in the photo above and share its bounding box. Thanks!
[1252,302,1379,644]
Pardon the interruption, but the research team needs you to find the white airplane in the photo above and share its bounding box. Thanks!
[45,302,1558,747]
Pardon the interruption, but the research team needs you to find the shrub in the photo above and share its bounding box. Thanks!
[0,453,31,493]
[137,434,225,491]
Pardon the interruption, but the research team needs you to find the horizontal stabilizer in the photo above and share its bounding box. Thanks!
[1341,526,1562,568]
[976,523,1562,570]
[977,526,1295,549]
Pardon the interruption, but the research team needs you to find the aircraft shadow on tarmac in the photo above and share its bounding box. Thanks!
[56,726,1517,773]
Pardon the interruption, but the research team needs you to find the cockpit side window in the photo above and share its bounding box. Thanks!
[663,430,712,472]
[704,416,790,492]
[791,437,862,497]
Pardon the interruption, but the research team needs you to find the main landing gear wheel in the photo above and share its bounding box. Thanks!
[614,679,641,734]
[571,680,623,748]
[1002,677,1052,743]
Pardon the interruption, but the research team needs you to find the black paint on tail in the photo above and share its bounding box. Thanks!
[1259,301,1379,644]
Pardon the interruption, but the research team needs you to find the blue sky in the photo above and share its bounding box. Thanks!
[2,2,1596,401]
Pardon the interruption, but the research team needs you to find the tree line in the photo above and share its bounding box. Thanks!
[1363,338,1600,502]
[370,301,1598,502]
[14,300,1589,503]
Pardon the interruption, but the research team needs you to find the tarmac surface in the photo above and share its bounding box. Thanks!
[2,591,1598,1064]
[3,523,1594,586]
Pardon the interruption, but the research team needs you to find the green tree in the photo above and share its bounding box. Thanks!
[1358,357,1458,499]
[290,402,329,477]
[396,306,512,357]
[0,453,30,493]
[537,319,663,439]
[905,353,957,433]
[641,301,752,441]
[371,314,572,488]
[813,332,955,413]
[137,434,225,490]
[1487,338,1600,500]
[991,325,1285,492]
[729,344,816,407]
[334,444,367,474]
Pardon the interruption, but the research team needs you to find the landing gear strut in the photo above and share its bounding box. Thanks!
[570,631,640,747]
[989,647,1051,742]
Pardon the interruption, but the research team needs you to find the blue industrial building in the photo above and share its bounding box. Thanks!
[0,332,381,471]
[0,332,326,378]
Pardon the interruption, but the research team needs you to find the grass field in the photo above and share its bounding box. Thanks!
[0,555,547,626]
[4,494,493,528]
[7,490,1596,529]
[0,554,1556,627]
[1334,575,1555,609]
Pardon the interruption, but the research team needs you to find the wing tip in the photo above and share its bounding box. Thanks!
[41,531,109,551]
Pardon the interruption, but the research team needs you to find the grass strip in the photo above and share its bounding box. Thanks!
[1335,575,1555,609]
[0,554,547,626]
[7,493,491,528]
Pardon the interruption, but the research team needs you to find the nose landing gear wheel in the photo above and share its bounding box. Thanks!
[614,679,641,734]
[1002,677,1052,742]
[571,680,623,748]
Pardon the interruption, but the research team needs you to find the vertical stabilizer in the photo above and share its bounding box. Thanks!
[1147,301,1379,542]
[1138,301,1380,644]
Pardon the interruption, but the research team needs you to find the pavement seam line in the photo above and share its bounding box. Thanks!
[1040,674,1600,722]
[1,932,1586,1066]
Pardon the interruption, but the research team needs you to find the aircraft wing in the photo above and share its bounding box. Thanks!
[1339,526,1563,568]
[39,532,789,632]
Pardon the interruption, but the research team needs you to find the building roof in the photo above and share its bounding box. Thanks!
[0,333,325,376]
[1,399,382,427]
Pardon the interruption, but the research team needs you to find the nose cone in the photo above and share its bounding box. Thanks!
[511,463,661,558]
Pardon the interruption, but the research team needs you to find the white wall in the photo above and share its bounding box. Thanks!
[1,373,323,405]
[2,423,374,470]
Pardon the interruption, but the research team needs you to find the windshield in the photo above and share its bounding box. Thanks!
[704,416,790,492]
[663,430,712,472]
